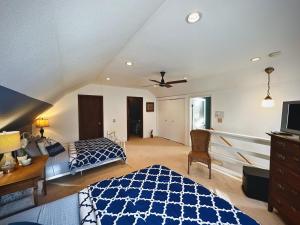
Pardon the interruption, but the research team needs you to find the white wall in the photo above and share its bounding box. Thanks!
[37,84,157,143]
[156,78,300,175]
[211,81,300,138]
[157,79,300,144]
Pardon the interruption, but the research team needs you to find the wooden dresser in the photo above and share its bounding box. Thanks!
[268,134,300,225]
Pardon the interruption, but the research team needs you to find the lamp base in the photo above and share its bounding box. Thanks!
[0,152,16,173]
[40,127,45,138]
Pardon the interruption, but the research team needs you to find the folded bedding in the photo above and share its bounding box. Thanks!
[79,165,260,225]
[69,137,126,172]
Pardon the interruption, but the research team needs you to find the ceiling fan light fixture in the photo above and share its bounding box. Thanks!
[125,61,133,66]
[186,12,201,24]
[106,77,110,81]
[250,57,261,62]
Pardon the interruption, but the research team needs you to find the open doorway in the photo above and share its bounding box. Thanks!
[190,96,211,130]
[127,97,143,140]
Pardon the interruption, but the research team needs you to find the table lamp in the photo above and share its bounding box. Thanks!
[36,118,49,138]
[0,131,21,172]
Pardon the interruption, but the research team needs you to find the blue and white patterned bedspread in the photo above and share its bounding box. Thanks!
[79,165,260,225]
[69,137,126,171]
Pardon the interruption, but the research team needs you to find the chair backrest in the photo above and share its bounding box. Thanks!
[190,129,211,152]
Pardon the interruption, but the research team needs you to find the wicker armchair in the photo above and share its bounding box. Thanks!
[188,129,212,179]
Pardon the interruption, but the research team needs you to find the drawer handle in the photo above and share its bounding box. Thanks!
[277,184,285,191]
[276,153,286,160]
[276,199,282,205]
[291,206,297,212]
[276,141,286,147]
[276,168,284,175]
[291,189,298,196]
[294,157,300,162]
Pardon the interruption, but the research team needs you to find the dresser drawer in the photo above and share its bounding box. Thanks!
[271,161,289,180]
[271,192,300,225]
[286,169,300,192]
[286,142,300,173]
[271,137,288,151]
[271,149,289,166]
[271,143,300,172]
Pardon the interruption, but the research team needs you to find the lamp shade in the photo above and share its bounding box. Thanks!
[36,118,49,128]
[0,131,21,154]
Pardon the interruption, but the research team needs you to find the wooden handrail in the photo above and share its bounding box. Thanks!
[210,128,252,165]
[208,129,270,146]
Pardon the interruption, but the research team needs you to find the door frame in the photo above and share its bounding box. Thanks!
[78,94,104,140]
[127,96,143,140]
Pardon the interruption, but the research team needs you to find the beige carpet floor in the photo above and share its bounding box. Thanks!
[41,137,284,225]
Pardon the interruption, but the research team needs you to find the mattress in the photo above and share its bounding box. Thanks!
[69,137,126,172]
[0,194,79,225]
[46,139,126,180]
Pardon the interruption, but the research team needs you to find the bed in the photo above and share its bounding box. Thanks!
[46,137,126,180]
[1,165,260,225]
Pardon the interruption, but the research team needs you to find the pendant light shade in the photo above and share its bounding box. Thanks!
[261,95,274,108]
[262,67,275,108]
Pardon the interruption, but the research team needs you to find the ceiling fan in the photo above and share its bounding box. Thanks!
[148,71,187,88]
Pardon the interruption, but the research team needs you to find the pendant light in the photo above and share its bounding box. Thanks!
[261,67,275,108]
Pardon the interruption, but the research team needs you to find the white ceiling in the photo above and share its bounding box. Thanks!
[1,0,300,102]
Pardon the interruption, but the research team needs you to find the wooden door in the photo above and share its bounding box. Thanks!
[78,95,103,140]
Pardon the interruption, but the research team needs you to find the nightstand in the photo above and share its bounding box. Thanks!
[0,156,48,212]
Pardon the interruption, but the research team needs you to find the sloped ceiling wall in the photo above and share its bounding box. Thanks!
[0,85,52,131]
[0,0,165,103]
[1,0,300,103]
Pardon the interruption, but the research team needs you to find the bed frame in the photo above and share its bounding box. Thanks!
[46,134,126,181]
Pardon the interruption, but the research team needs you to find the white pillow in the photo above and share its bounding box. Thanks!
[37,138,58,155]
[37,141,49,155]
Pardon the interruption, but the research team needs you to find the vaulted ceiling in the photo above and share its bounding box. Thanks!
[1,0,300,103]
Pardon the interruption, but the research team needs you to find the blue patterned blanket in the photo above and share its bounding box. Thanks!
[69,137,126,171]
[79,165,260,225]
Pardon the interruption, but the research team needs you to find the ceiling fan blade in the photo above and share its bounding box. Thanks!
[166,80,187,85]
[165,84,173,88]
[149,79,161,84]
[141,84,155,87]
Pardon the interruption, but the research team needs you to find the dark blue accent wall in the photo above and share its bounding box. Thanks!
[0,85,52,132]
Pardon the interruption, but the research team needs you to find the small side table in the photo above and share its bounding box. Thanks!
[0,156,48,213]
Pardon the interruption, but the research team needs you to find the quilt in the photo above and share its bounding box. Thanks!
[69,137,126,171]
[79,165,259,225]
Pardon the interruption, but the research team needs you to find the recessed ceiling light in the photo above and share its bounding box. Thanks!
[250,57,261,62]
[106,77,110,81]
[186,12,201,24]
[125,61,133,66]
